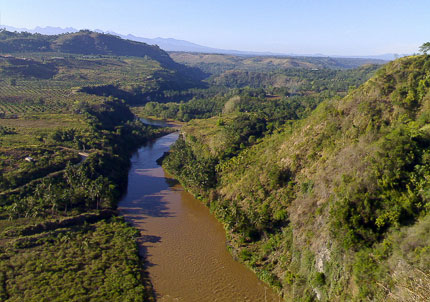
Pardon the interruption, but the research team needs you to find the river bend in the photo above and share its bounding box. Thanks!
[119,120,279,301]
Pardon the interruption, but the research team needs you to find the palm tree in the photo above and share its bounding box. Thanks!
[88,177,104,210]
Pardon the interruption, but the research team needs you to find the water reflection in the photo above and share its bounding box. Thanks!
[119,131,279,301]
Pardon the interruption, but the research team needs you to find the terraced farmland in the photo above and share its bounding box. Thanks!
[0,80,101,115]
[0,52,199,116]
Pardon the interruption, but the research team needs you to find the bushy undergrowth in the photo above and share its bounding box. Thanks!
[163,55,430,301]
[0,217,153,302]
[0,97,166,301]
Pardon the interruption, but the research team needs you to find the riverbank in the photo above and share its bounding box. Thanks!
[0,102,164,301]
[118,125,279,301]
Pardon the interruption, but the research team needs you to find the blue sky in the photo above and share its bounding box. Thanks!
[1,0,429,55]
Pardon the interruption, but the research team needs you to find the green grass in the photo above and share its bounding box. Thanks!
[0,113,88,147]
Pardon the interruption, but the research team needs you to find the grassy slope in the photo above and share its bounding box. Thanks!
[166,55,430,301]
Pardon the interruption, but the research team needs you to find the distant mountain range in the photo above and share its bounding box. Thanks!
[1,25,408,60]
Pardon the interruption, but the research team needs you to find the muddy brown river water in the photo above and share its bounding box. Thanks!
[119,120,279,301]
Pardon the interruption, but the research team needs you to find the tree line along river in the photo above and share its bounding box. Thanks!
[118,118,279,301]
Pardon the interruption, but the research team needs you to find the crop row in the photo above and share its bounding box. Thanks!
[0,101,66,114]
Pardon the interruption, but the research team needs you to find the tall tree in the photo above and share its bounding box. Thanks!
[419,42,430,54]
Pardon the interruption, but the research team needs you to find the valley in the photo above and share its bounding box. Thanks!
[118,127,279,301]
[0,27,429,302]
[160,55,430,301]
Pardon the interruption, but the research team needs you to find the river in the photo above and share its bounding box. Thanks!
[118,118,279,302]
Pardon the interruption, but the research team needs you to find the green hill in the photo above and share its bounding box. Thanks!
[163,55,430,301]
[0,30,173,67]
[0,32,209,110]
[0,29,211,302]
[169,52,386,74]
[0,30,206,97]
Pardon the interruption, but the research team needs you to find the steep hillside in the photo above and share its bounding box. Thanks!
[0,30,172,66]
[163,55,430,301]
[0,30,206,94]
[52,31,176,67]
[0,43,206,109]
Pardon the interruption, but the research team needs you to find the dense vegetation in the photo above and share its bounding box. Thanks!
[3,28,427,302]
[140,64,379,123]
[209,64,380,90]
[0,216,151,302]
[0,53,204,116]
[135,53,382,123]
[1,99,169,216]
[0,31,195,300]
[163,55,430,301]
[0,30,206,108]
[0,95,169,300]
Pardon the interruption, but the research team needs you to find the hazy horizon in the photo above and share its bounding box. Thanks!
[1,0,428,56]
